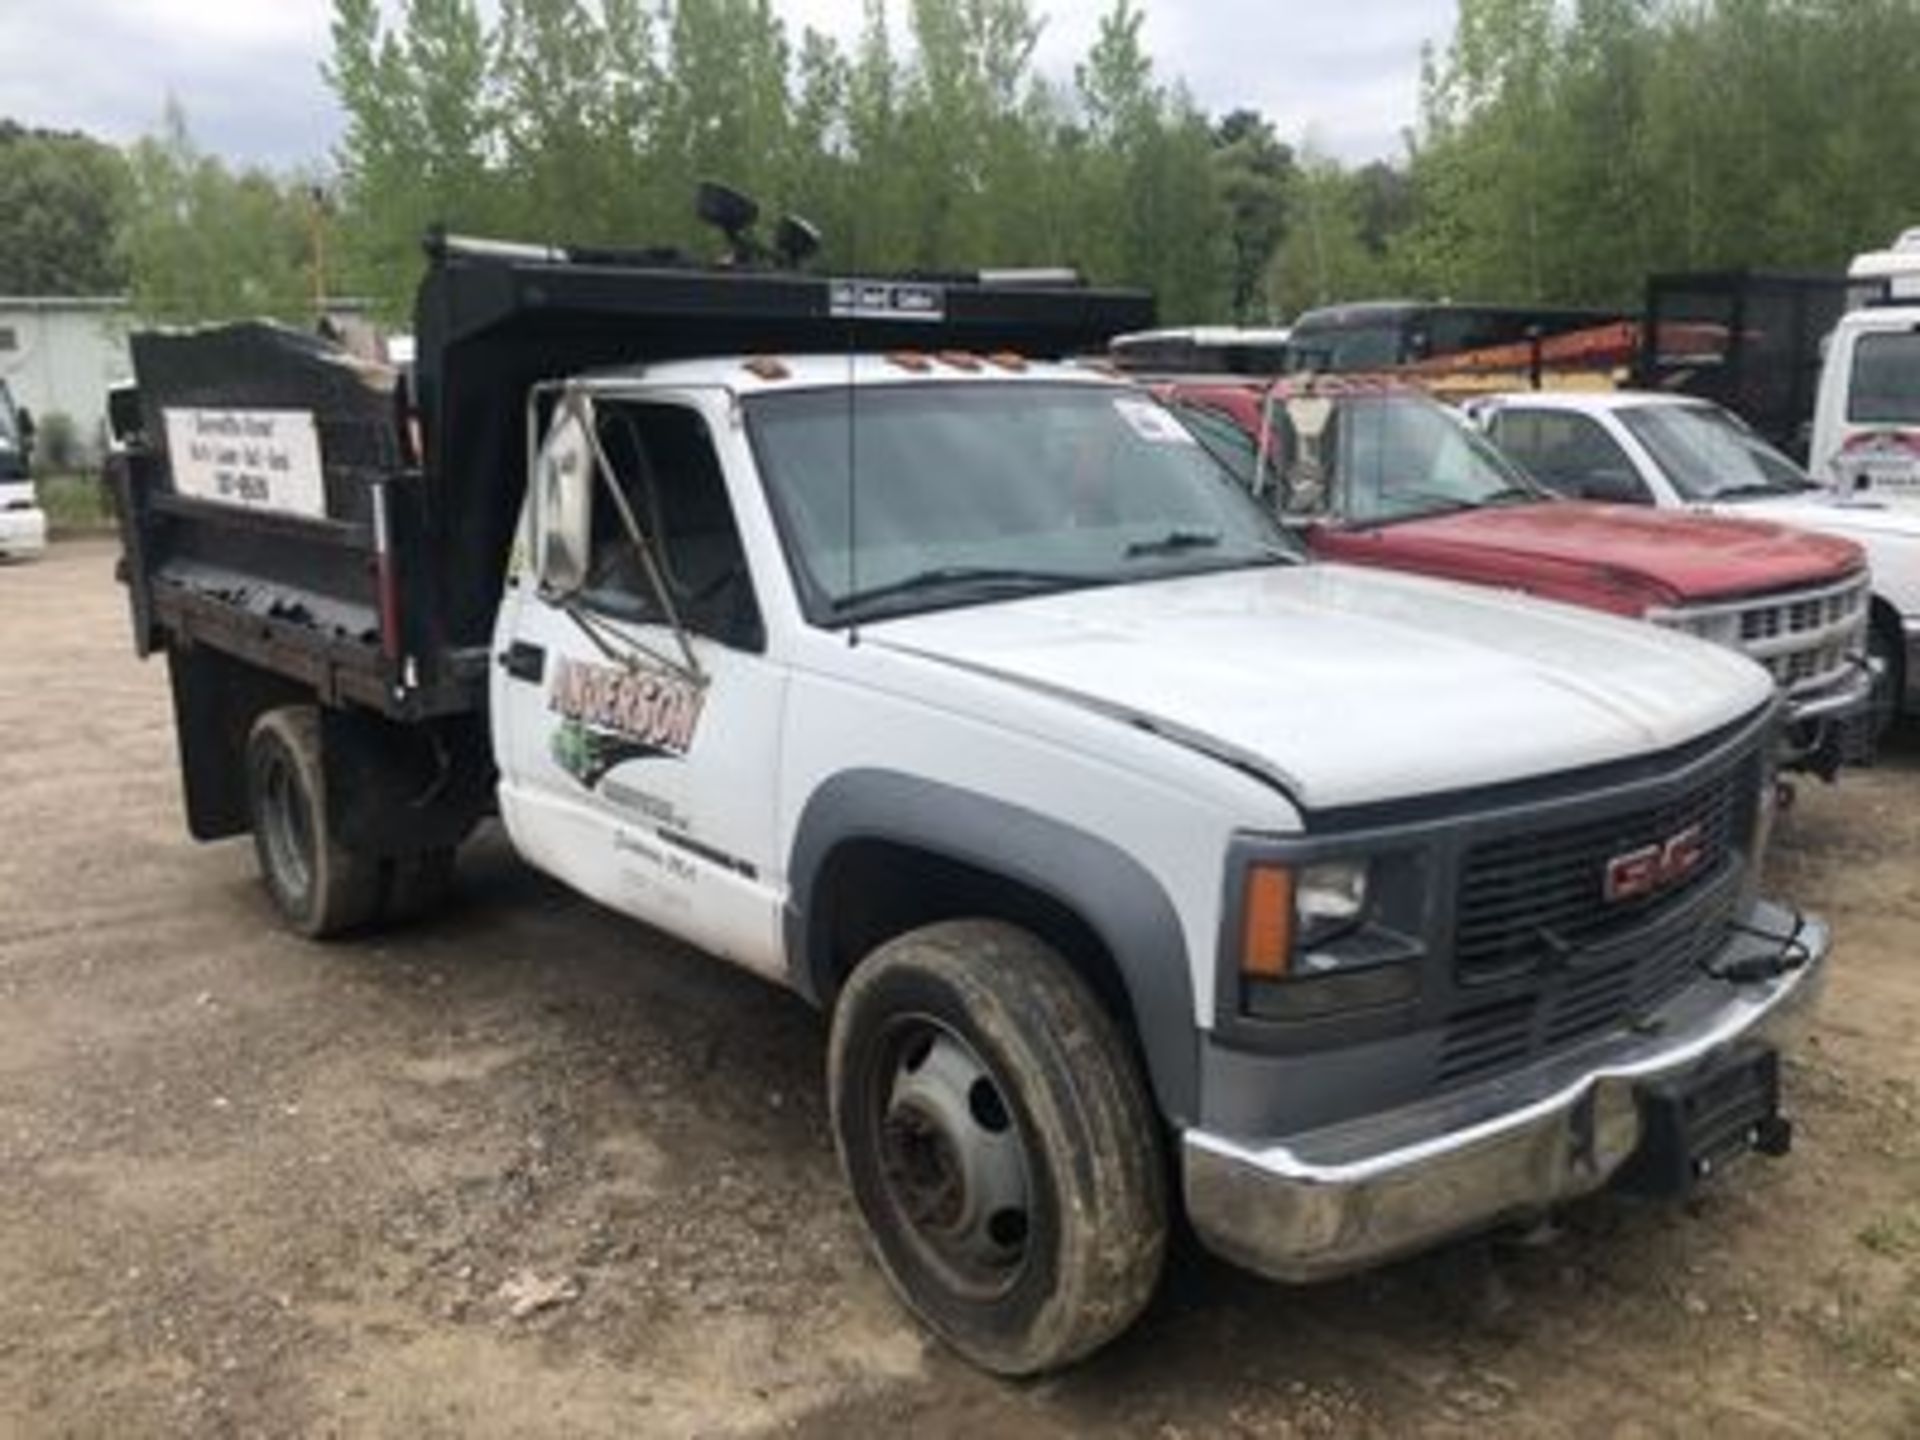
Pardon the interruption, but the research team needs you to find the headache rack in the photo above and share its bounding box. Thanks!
[113,225,1155,724]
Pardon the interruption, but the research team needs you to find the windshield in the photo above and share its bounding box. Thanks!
[1617,403,1814,500]
[1332,393,1541,524]
[746,382,1298,622]
[1848,330,1920,424]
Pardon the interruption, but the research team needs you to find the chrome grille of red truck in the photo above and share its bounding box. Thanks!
[1654,572,1869,698]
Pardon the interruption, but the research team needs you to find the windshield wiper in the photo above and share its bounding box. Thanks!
[1479,486,1543,506]
[1124,529,1222,559]
[830,565,1096,617]
[1713,481,1812,500]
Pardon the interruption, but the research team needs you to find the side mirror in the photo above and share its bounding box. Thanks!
[534,399,594,599]
[16,406,34,460]
[1280,395,1334,517]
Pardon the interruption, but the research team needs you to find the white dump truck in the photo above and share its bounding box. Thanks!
[110,209,1828,1374]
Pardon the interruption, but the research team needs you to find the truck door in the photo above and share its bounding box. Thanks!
[492,391,790,980]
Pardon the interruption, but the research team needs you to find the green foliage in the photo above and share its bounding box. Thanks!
[1212,109,1295,322]
[36,473,114,533]
[0,123,130,295]
[1266,152,1400,319]
[322,0,1240,322]
[32,410,79,472]
[1404,0,1920,307]
[120,102,317,323]
[38,0,1920,338]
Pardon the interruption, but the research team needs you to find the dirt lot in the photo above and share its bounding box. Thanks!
[2,539,1916,1438]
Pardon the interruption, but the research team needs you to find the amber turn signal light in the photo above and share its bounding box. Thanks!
[1240,864,1295,980]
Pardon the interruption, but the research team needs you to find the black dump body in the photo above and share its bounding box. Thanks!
[1633,271,1873,462]
[115,240,1154,725]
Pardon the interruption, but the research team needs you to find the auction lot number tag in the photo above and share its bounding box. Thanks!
[163,407,327,519]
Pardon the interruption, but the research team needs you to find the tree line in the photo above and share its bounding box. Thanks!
[5,0,1919,327]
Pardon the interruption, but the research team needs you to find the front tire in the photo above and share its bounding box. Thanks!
[1869,607,1905,740]
[828,920,1167,1375]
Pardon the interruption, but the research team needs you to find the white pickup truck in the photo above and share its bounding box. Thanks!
[1470,390,1920,732]
[112,230,1829,1374]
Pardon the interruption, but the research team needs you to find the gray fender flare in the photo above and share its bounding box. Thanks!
[785,768,1198,1125]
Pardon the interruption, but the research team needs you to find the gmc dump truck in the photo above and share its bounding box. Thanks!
[112,219,1829,1374]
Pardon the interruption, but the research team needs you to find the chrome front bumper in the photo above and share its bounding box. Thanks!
[1783,659,1874,727]
[0,505,46,558]
[1183,908,1830,1284]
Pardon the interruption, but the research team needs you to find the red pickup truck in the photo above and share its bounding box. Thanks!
[1161,379,1875,775]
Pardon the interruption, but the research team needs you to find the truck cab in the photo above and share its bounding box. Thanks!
[1808,301,1920,494]
[113,232,1831,1376]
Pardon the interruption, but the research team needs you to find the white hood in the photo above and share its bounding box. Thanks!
[1734,491,1920,536]
[867,564,1772,811]
[1730,493,1920,614]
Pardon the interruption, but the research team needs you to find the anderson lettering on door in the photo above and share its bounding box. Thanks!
[163,408,327,519]
[547,655,707,790]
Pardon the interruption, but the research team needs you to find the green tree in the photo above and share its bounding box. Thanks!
[120,102,316,322]
[1266,152,1395,319]
[325,0,499,313]
[0,123,130,295]
[319,0,1251,320]
[1212,109,1294,322]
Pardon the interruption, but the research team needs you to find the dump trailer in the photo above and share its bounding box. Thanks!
[113,223,1828,1375]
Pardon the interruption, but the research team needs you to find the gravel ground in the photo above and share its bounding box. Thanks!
[2,539,1917,1438]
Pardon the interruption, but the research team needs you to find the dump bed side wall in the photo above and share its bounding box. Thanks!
[119,323,483,721]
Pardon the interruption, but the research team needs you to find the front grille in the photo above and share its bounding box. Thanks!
[1454,761,1753,986]
[1657,574,1869,697]
[1437,885,1736,1085]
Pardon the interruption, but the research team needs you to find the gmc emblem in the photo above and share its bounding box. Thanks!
[1604,823,1706,903]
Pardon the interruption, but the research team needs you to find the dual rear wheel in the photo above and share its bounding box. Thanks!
[245,706,455,938]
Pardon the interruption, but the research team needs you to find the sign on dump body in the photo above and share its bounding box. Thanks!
[162,408,327,519]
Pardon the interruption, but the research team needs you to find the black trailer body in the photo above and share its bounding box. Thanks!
[1634,271,1880,462]
[113,238,1152,849]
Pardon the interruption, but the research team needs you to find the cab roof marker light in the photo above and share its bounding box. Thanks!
[937,350,984,373]
[742,356,791,382]
[886,352,934,374]
[987,352,1029,372]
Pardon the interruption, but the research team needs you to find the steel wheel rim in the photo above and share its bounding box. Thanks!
[260,751,314,900]
[871,1015,1034,1301]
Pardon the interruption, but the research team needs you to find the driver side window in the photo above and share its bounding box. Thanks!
[581,402,763,650]
[1490,410,1650,504]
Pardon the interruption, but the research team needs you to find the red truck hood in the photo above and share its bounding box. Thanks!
[1312,501,1863,613]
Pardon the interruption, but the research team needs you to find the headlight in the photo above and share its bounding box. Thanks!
[1234,853,1424,1024]
[1239,859,1377,977]
[1296,859,1369,953]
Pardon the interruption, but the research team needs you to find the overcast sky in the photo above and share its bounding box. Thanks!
[0,0,1453,170]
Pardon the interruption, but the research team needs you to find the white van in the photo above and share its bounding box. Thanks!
[0,381,47,560]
